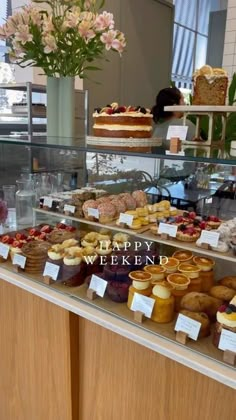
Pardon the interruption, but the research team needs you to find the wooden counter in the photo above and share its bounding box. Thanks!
[0,266,235,420]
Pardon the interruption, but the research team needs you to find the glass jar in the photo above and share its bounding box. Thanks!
[2,185,16,230]
[15,180,36,229]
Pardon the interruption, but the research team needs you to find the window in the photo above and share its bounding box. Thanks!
[0,0,12,62]
[172,0,211,89]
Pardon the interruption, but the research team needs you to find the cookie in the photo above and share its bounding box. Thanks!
[180,310,211,338]
[47,230,76,244]
[209,285,235,302]
[219,276,236,291]
[22,241,50,257]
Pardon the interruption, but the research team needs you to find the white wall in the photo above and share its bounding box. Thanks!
[223,0,236,78]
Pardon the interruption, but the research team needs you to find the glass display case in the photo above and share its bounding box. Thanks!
[0,135,236,371]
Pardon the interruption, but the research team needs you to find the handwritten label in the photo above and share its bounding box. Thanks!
[199,230,219,248]
[88,207,99,219]
[89,274,108,297]
[158,222,178,237]
[43,262,60,281]
[175,314,201,341]
[119,213,134,226]
[13,253,26,269]
[0,243,10,259]
[43,197,53,208]
[219,329,236,352]
[64,204,76,214]
[131,293,155,318]
[167,125,188,141]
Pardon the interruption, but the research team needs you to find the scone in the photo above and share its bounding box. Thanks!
[209,285,235,302]
[219,276,236,291]
[180,292,222,319]
[180,310,211,338]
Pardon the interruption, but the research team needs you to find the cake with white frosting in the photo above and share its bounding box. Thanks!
[92,103,153,138]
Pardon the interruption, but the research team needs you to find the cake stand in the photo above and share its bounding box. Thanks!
[86,136,162,151]
[164,105,236,146]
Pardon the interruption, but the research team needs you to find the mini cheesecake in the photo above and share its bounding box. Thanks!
[193,256,215,272]
[167,273,190,290]
[172,250,193,263]
[144,265,166,282]
[178,263,201,279]
[160,257,179,273]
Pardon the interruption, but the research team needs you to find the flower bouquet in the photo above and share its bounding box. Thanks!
[0,0,126,77]
[0,1,126,138]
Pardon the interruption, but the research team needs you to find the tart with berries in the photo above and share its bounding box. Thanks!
[206,215,221,229]
[176,226,200,242]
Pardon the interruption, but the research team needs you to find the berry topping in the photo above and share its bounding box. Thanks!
[106,108,114,115]
[57,223,66,229]
[199,221,207,230]
[15,232,27,240]
[117,106,126,113]
[65,226,76,232]
[40,225,52,233]
[2,235,10,244]
[175,216,183,223]
[208,215,220,222]
[140,107,147,114]
[228,304,236,312]
[38,232,47,240]
[218,305,227,313]
[189,211,196,219]
[226,307,233,314]
[12,240,23,248]
[29,228,40,237]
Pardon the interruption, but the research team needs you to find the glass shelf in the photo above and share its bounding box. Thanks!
[0,134,235,165]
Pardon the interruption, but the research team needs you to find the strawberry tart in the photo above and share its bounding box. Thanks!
[92,103,153,138]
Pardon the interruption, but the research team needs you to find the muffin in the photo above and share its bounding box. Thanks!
[213,297,236,347]
[47,244,64,279]
[150,282,174,323]
[63,249,85,286]
[127,271,152,309]
[107,281,130,303]
[81,232,98,248]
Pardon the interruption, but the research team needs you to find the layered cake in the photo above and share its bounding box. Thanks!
[192,65,228,105]
[92,103,153,138]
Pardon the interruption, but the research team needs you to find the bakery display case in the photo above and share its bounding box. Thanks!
[0,136,235,419]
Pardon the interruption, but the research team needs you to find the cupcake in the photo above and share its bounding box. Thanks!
[112,232,129,249]
[47,243,65,273]
[97,202,116,224]
[150,282,174,323]
[172,250,193,263]
[96,240,113,256]
[132,190,148,207]
[213,297,236,347]
[62,248,85,286]
[81,232,98,248]
[144,265,166,283]
[107,281,130,303]
[161,257,179,273]
[127,270,152,309]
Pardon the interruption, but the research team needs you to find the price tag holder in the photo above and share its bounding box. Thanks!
[158,222,177,237]
[43,262,60,281]
[43,197,53,208]
[167,125,188,141]
[119,213,134,227]
[219,329,236,352]
[88,207,99,219]
[0,243,10,260]
[89,274,108,298]
[64,204,76,214]
[131,293,155,319]
[13,253,26,269]
[175,314,201,341]
[199,230,219,248]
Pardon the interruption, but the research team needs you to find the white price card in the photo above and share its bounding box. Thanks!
[119,213,134,226]
[175,314,201,341]
[199,230,220,248]
[43,262,60,281]
[88,207,99,219]
[13,253,26,269]
[43,197,53,208]
[158,222,178,237]
[219,329,236,352]
[64,204,76,214]
[0,243,10,259]
[167,125,188,141]
[131,293,155,318]
[89,274,108,298]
